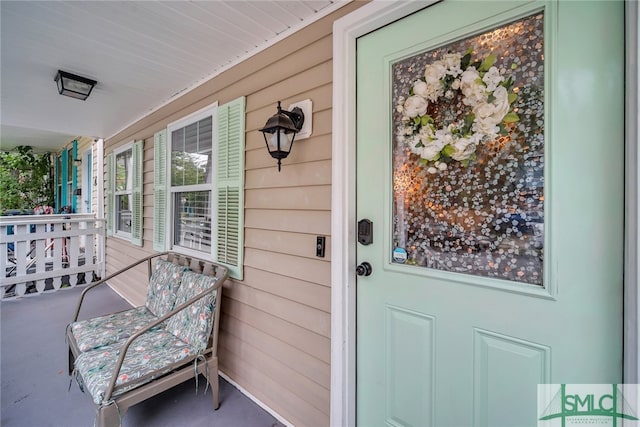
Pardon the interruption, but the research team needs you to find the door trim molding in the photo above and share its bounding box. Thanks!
[625,0,639,385]
[331,1,638,425]
[331,2,438,425]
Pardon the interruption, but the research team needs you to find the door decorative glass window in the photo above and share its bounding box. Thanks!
[392,13,544,285]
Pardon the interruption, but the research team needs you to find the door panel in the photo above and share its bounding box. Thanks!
[356,1,624,426]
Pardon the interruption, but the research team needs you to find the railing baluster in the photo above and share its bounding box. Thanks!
[34,224,47,292]
[0,214,106,299]
[68,221,79,287]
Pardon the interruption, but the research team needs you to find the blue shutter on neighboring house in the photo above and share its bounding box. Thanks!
[106,153,114,236]
[71,140,78,212]
[215,96,245,279]
[131,140,144,246]
[54,156,59,212]
[61,149,68,212]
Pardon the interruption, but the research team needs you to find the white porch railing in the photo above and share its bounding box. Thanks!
[0,214,105,299]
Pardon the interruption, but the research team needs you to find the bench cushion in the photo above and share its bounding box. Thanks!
[165,271,218,353]
[70,306,157,352]
[145,259,188,317]
[75,329,194,405]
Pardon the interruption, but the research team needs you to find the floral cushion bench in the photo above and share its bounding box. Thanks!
[66,252,228,427]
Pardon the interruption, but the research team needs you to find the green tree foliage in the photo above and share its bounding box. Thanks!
[0,146,53,214]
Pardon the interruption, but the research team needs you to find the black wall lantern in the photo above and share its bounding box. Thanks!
[55,70,97,101]
[259,101,305,172]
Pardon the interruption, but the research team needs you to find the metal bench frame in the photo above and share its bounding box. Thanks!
[66,251,228,427]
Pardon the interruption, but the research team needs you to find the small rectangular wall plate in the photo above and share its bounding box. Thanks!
[288,99,312,139]
[316,236,326,257]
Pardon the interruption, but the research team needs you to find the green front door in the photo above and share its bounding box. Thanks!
[355,1,624,426]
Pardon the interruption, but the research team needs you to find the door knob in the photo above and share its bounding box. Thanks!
[356,262,372,277]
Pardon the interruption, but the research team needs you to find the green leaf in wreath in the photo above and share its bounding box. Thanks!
[498,123,508,136]
[461,52,472,70]
[419,158,429,166]
[503,112,520,123]
[420,115,433,126]
[501,76,514,90]
[508,93,517,104]
[511,63,518,70]
[479,53,496,72]
[462,113,475,134]
[413,117,421,125]
[461,153,477,167]
[487,93,496,103]
[442,144,456,157]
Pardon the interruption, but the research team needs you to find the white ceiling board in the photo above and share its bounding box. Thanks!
[0,0,345,152]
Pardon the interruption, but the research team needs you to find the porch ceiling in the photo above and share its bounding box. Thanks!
[0,0,344,153]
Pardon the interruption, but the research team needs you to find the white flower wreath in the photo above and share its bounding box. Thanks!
[396,49,519,173]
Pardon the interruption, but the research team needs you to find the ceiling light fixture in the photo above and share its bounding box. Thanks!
[54,70,97,101]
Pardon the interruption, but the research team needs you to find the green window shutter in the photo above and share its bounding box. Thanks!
[71,140,78,212]
[106,152,114,236]
[153,130,167,252]
[216,96,245,279]
[61,149,68,210]
[131,140,144,246]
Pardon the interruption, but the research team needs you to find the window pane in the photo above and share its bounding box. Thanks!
[184,123,198,154]
[115,149,132,191]
[171,117,212,186]
[116,194,132,233]
[173,191,211,253]
[391,13,544,285]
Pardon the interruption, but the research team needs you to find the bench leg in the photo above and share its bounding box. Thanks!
[208,356,219,410]
[97,402,125,427]
[68,347,75,376]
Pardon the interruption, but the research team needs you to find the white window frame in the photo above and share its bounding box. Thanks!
[166,102,218,260]
[113,142,134,241]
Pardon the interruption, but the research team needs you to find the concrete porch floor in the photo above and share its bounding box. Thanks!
[1,284,285,427]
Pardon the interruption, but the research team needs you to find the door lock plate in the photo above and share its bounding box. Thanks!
[358,219,373,245]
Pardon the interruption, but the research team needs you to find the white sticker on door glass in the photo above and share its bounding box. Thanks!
[392,13,544,285]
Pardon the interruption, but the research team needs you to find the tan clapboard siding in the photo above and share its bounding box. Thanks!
[244,248,330,287]
[245,159,331,189]
[220,313,330,388]
[105,240,150,306]
[219,340,329,427]
[245,209,330,234]
[99,3,368,424]
[245,228,332,261]
[245,186,331,210]
[243,266,330,313]
[225,282,330,338]
[220,327,330,412]
[221,294,331,364]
